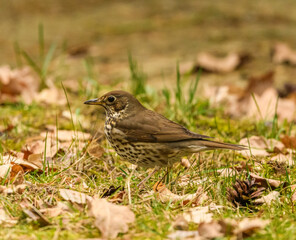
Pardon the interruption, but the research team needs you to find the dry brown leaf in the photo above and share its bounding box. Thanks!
[198,221,225,239]
[87,138,105,159]
[177,175,208,187]
[272,42,296,65]
[0,65,39,104]
[254,191,280,205]
[21,205,51,227]
[0,163,24,184]
[249,172,284,189]
[41,129,91,142]
[246,87,296,121]
[204,71,296,122]
[270,153,294,166]
[203,84,244,109]
[234,218,269,238]
[280,135,296,149]
[196,52,244,73]
[217,168,239,177]
[239,136,285,157]
[109,190,126,203]
[3,155,41,172]
[0,164,11,179]
[181,158,191,168]
[0,207,18,227]
[0,184,27,195]
[24,137,59,159]
[34,86,66,105]
[39,207,64,218]
[239,136,269,157]
[242,71,274,99]
[153,182,208,205]
[59,189,93,204]
[88,197,135,239]
[167,230,200,240]
[172,215,189,230]
[183,205,223,224]
[278,83,296,98]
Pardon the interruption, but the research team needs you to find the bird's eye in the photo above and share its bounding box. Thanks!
[107,96,116,103]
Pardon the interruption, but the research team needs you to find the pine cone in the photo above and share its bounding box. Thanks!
[227,178,265,207]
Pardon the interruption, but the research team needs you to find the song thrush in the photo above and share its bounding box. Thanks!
[84,90,244,169]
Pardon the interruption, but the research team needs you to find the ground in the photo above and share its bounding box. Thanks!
[1,1,296,239]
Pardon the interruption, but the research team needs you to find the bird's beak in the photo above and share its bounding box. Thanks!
[84,98,102,105]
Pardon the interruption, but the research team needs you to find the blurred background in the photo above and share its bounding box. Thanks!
[1,0,296,89]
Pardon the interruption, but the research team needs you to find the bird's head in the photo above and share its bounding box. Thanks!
[84,90,144,117]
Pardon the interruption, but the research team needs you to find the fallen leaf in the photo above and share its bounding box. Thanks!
[167,230,200,240]
[0,163,24,184]
[177,175,208,187]
[239,136,269,157]
[196,52,246,73]
[183,205,223,224]
[87,139,105,160]
[234,218,269,238]
[239,136,285,157]
[272,42,296,65]
[153,182,208,205]
[67,44,89,57]
[270,153,294,166]
[0,124,14,134]
[241,71,274,99]
[88,197,135,239]
[254,191,280,205]
[21,205,51,227]
[280,135,296,149]
[198,221,225,239]
[278,83,296,98]
[217,168,239,177]
[181,158,191,168]
[172,215,189,230]
[0,65,39,104]
[247,88,296,122]
[59,189,93,204]
[2,155,41,172]
[249,172,284,189]
[34,86,66,105]
[203,84,243,108]
[109,190,126,203]
[0,164,12,179]
[0,184,27,195]
[24,137,59,159]
[41,129,91,142]
[0,207,18,227]
[39,206,64,218]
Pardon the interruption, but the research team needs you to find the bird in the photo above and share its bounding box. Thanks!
[84,90,245,172]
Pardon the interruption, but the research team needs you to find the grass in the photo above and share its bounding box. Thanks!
[0,54,296,240]
[1,1,296,237]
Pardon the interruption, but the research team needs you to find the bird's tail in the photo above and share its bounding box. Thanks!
[198,139,246,151]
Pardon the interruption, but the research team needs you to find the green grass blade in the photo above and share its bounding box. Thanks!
[42,43,56,78]
[22,50,41,75]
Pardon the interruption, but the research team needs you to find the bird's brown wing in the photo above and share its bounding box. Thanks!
[115,109,211,143]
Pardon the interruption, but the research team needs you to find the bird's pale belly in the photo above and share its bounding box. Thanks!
[104,125,182,168]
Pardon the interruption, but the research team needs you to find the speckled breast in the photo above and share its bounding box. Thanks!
[104,118,182,168]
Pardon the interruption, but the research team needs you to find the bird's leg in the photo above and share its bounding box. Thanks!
[137,166,160,187]
[155,166,171,190]
[126,167,135,204]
